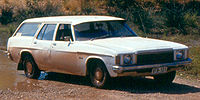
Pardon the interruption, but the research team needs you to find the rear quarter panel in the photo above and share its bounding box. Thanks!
[7,36,35,63]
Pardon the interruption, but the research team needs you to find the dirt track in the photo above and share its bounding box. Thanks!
[1,74,200,100]
[0,52,200,100]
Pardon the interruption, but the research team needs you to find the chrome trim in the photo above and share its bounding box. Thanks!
[136,48,173,55]
[113,58,192,74]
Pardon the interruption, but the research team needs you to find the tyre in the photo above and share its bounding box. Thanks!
[89,61,110,88]
[153,71,176,84]
[23,55,41,79]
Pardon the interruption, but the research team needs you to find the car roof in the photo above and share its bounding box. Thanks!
[23,16,125,25]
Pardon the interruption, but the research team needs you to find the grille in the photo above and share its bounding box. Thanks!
[137,51,174,65]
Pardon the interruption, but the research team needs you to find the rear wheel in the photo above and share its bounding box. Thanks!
[23,55,41,79]
[153,71,176,84]
[89,61,109,88]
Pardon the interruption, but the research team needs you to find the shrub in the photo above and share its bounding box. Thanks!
[185,0,200,16]
[0,4,14,25]
[0,0,199,35]
[160,1,199,35]
[107,0,156,34]
[14,0,64,21]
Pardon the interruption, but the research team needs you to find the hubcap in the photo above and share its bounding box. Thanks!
[95,68,103,82]
[26,62,33,75]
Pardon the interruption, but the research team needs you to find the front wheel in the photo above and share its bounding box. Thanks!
[23,55,41,79]
[89,61,110,88]
[153,71,176,84]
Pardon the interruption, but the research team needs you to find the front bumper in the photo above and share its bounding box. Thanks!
[112,58,192,76]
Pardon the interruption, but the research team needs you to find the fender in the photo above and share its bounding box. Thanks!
[85,55,113,76]
[20,49,33,56]
[17,49,33,70]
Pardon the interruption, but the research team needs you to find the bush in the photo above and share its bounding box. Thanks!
[160,1,199,35]
[14,0,64,21]
[185,1,200,16]
[107,0,156,34]
[0,5,14,25]
[0,0,64,23]
[0,0,199,35]
[107,0,199,35]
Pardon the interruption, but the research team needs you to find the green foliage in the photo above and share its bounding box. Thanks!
[184,12,198,28]
[0,0,64,23]
[160,1,199,35]
[185,0,200,16]
[0,0,199,34]
[106,0,199,35]
[0,5,13,25]
[14,0,64,21]
[107,0,155,34]
[184,46,200,78]
[81,6,96,15]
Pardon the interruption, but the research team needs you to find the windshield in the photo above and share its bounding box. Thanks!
[74,21,137,41]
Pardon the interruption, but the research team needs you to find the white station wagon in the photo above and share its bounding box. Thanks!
[7,16,192,88]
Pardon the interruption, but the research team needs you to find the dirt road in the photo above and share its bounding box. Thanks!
[0,51,200,100]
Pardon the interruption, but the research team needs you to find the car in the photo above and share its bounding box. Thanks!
[7,16,192,88]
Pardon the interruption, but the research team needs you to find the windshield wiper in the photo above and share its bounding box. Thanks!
[90,34,110,41]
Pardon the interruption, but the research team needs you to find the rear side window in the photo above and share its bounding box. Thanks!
[37,24,56,41]
[15,23,41,36]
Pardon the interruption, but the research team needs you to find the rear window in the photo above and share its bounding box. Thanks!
[15,23,41,36]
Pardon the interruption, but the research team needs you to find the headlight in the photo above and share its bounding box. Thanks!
[123,54,132,64]
[115,54,136,65]
[175,50,185,60]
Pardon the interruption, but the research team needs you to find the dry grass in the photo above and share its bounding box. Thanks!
[63,0,107,15]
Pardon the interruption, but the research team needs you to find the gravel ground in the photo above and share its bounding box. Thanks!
[0,73,200,100]
[0,51,200,100]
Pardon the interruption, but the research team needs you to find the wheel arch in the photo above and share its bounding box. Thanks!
[17,50,34,70]
[85,56,109,76]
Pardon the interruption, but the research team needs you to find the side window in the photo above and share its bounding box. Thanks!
[15,23,41,36]
[37,25,47,40]
[55,24,73,41]
[37,24,56,41]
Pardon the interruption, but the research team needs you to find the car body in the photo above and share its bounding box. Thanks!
[7,16,192,88]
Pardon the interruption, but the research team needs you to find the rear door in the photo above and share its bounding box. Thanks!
[49,24,80,75]
[32,24,57,70]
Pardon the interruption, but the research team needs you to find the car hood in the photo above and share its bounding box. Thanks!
[82,37,188,54]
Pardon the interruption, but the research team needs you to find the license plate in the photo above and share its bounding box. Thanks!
[152,67,168,74]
